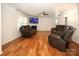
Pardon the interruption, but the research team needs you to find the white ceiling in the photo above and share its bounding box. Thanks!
[9,3,77,17]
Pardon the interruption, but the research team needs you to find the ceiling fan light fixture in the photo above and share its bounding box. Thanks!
[40,11,48,16]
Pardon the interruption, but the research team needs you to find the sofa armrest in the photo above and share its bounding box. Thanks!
[49,34,61,39]
[48,34,66,51]
[51,28,57,33]
[51,28,57,30]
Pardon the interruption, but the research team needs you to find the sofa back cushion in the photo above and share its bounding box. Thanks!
[56,25,65,30]
[61,26,69,37]
[56,25,68,37]
[20,25,31,33]
[63,29,74,42]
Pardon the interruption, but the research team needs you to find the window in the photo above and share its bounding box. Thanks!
[18,15,27,29]
[55,19,58,25]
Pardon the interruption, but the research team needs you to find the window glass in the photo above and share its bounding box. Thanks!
[18,15,27,29]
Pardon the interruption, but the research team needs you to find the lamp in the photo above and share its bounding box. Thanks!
[65,17,68,26]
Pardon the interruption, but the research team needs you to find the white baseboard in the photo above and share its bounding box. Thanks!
[72,40,79,44]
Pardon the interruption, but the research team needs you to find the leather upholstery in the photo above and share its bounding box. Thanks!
[48,25,75,51]
[51,25,68,37]
[20,25,37,38]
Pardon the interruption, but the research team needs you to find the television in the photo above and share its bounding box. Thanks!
[29,17,38,24]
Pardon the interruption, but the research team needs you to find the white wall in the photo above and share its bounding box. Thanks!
[37,17,55,31]
[2,4,21,44]
[2,4,27,45]
[57,4,79,43]
[0,3,2,54]
[28,16,56,31]
[64,8,79,44]
[57,12,65,25]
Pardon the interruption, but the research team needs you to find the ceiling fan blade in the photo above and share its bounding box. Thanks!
[44,13,48,15]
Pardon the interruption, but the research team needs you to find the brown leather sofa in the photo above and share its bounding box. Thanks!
[51,25,68,37]
[20,25,37,38]
[48,25,75,51]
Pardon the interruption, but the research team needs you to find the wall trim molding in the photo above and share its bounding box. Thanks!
[73,40,79,44]
[72,40,79,46]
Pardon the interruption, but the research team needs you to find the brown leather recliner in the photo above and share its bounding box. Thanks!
[48,26,75,51]
[20,25,37,38]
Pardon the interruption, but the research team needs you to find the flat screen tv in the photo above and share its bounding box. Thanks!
[29,17,38,24]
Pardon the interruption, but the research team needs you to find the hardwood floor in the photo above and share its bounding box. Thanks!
[1,31,79,56]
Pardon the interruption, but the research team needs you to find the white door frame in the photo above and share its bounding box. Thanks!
[0,3,2,54]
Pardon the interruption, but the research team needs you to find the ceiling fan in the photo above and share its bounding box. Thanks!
[40,11,48,16]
